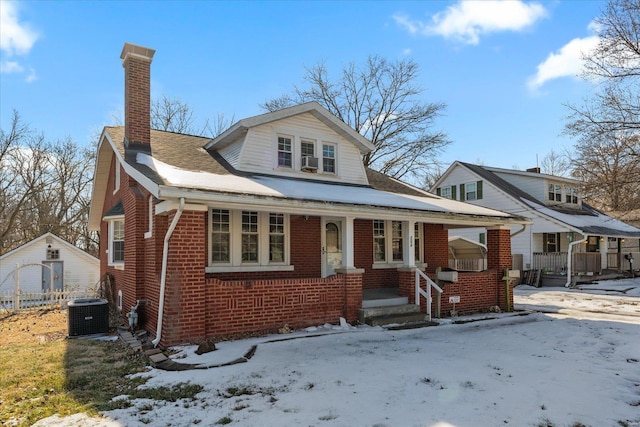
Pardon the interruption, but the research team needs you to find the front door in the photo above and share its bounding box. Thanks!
[323,219,343,277]
[42,261,63,292]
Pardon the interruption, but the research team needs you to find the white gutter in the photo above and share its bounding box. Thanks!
[565,234,588,288]
[152,197,185,347]
[510,224,528,238]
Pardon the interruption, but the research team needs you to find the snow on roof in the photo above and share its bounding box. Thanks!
[137,153,518,219]
[523,199,640,237]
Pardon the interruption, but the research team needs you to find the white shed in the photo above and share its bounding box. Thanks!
[0,233,100,295]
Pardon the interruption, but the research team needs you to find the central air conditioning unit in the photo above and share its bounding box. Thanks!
[301,156,318,171]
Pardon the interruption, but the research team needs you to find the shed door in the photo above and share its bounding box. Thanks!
[42,261,63,292]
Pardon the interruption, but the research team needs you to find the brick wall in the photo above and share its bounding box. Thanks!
[203,273,362,341]
[159,210,207,346]
[424,224,449,274]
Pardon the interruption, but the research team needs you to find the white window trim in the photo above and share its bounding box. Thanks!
[440,186,452,199]
[464,181,477,201]
[107,216,125,268]
[144,196,153,239]
[414,222,423,263]
[321,142,337,175]
[208,209,291,269]
[113,157,121,195]
[276,134,294,169]
[373,220,405,267]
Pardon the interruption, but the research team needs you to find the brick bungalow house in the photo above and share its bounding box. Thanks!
[88,43,530,347]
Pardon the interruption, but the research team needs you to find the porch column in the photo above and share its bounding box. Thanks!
[600,237,608,272]
[403,220,416,268]
[487,226,513,312]
[342,216,356,269]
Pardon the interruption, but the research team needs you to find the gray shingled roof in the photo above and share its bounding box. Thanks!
[459,162,640,238]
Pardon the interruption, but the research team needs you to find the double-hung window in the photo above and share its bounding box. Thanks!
[278,136,292,168]
[391,221,403,261]
[373,220,386,262]
[269,213,285,262]
[322,143,336,174]
[414,223,423,262]
[241,211,259,262]
[211,209,231,263]
[373,220,407,265]
[109,219,125,265]
[301,140,315,158]
[209,209,289,269]
[549,184,562,202]
[543,232,561,253]
[438,186,454,199]
[565,186,578,204]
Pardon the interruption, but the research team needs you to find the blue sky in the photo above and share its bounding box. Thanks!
[1,0,606,174]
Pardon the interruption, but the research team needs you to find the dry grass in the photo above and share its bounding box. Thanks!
[0,308,148,426]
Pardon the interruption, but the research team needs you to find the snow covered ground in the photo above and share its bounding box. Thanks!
[36,277,640,427]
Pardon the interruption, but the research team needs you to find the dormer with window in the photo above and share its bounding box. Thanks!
[206,102,374,186]
[546,181,580,207]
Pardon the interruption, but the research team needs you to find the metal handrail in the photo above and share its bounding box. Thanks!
[415,269,443,321]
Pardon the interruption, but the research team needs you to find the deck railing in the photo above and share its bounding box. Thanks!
[532,252,603,274]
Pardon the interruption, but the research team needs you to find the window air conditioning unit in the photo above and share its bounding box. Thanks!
[301,156,318,171]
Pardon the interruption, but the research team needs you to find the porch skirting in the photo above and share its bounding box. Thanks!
[196,273,363,341]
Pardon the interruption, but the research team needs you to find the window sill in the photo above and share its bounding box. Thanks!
[372,262,427,270]
[372,262,403,270]
[108,263,125,271]
[206,265,295,273]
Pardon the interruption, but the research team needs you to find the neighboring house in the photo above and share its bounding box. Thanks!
[431,162,640,284]
[88,43,530,347]
[0,232,100,295]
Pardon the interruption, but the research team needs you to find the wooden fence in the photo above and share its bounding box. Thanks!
[0,289,97,312]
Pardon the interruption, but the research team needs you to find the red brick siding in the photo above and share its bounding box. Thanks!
[203,273,362,341]
[424,223,449,274]
[123,55,151,146]
[399,269,511,316]
[159,210,207,346]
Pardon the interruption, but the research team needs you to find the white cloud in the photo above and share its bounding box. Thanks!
[0,60,23,73]
[394,1,548,45]
[0,0,39,56]
[527,32,600,91]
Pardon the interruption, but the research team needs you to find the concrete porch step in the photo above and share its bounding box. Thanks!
[364,310,429,327]
[359,303,422,325]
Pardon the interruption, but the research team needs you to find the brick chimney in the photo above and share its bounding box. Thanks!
[120,43,155,149]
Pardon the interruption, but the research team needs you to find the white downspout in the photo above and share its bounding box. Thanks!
[152,197,185,347]
[510,224,528,238]
[565,234,588,288]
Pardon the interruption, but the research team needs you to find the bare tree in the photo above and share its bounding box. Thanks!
[151,95,234,138]
[570,132,639,211]
[0,111,97,256]
[563,0,640,211]
[540,149,571,176]
[151,95,197,134]
[261,56,450,183]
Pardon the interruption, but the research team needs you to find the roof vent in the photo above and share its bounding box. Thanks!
[526,167,541,173]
